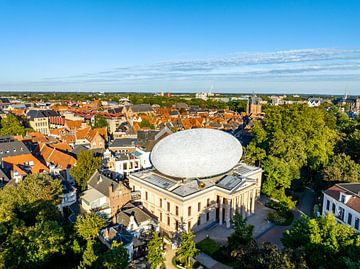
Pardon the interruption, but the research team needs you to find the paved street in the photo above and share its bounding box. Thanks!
[255,189,315,247]
[297,187,316,217]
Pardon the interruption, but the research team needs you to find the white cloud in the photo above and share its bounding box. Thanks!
[2,48,360,94]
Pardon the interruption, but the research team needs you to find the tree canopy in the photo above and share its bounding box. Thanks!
[323,153,360,182]
[70,150,101,191]
[245,104,337,207]
[102,241,129,269]
[176,231,198,268]
[282,214,360,269]
[75,213,106,241]
[147,232,165,269]
[228,212,254,250]
[92,115,108,129]
[0,114,27,136]
[0,174,65,269]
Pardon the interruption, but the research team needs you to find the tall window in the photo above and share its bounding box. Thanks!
[332,203,335,214]
[167,216,170,226]
[188,221,191,231]
[167,202,170,212]
[145,191,148,201]
[197,216,201,226]
[207,198,210,207]
[198,202,201,212]
[206,212,210,221]
[175,206,179,216]
[188,206,191,216]
[175,220,179,230]
[340,194,345,203]
[160,212,162,222]
[326,200,330,211]
[355,218,359,230]
[160,198,162,208]
[339,207,345,221]
[348,213,353,225]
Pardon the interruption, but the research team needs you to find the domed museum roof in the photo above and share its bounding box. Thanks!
[150,128,243,179]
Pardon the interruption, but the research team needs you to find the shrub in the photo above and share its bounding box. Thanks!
[266,201,294,226]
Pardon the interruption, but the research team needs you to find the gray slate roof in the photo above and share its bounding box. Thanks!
[27,110,59,119]
[116,203,153,226]
[0,136,31,157]
[109,138,137,148]
[88,170,120,197]
[131,104,154,113]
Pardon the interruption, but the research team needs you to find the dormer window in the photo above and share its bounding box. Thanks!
[340,194,346,203]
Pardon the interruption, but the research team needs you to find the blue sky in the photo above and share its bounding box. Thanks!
[0,0,359,94]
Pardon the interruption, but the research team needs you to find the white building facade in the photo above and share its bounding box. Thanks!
[322,183,360,231]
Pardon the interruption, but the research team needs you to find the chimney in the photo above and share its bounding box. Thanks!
[103,228,109,239]
[112,214,117,224]
[129,211,135,224]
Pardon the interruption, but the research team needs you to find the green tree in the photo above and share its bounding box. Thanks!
[324,153,360,182]
[0,173,62,225]
[176,231,198,268]
[75,213,106,241]
[147,232,165,269]
[93,115,108,128]
[70,151,101,191]
[139,119,155,129]
[102,241,129,269]
[233,242,305,269]
[247,105,337,205]
[78,240,98,269]
[228,212,254,250]
[0,114,26,135]
[282,214,360,269]
[0,174,66,269]
[1,220,66,269]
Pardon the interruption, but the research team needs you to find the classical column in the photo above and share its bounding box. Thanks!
[225,199,231,228]
[245,191,250,217]
[219,198,223,225]
[251,190,256,213]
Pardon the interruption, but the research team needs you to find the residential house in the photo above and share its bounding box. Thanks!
[0,136,31,157]
[58,180,77,214]
[75,127,107,149]
[103,150,141,178]
[322,183,360,232]
[116,202,158,238]
[27,110,60,135]
[81,171,131,218]
[109,138,137,154]
[38,143,76,180]
[0,168,10,188]
[128,104,154,116]
[2,153,49,183]
[98,224,134,260]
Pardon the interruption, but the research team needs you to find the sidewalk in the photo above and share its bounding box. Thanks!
[195,253,232,269]
[164,244,177,269]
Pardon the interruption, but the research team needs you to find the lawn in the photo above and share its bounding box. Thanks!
[196,238,220,256]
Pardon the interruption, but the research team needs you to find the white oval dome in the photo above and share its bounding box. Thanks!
[150,128,242,178]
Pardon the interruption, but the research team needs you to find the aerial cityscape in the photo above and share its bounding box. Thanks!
[0,1,360,269]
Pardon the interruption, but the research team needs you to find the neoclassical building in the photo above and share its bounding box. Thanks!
[128,128,262,234]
